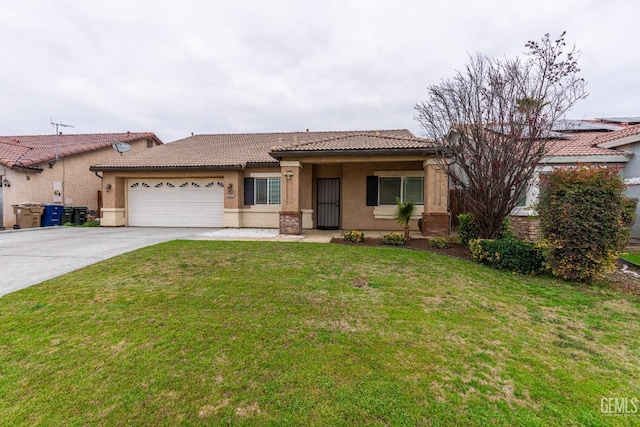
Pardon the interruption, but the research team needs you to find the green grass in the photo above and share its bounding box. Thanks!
[1,241,639,426]
[620,251,640,267]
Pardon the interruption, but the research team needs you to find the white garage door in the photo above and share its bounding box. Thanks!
[128,179,224,227]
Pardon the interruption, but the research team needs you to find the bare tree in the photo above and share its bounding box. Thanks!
[415,32,587,238]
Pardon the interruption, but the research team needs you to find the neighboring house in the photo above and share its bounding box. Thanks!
[90,130,451,236]
[0,132,163,229]
[508,117,640,240]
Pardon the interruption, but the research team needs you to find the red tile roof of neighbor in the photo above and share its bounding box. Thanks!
[545,131,626,157]
[91,129,428,170]
[0,132,160,169]
[594,123,640,146]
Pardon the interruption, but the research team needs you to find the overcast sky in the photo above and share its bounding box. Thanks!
[1,0,638,142]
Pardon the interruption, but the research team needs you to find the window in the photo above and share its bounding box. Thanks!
[244,177,281,205]
[367,175,424,206]
[515,187,527,207]
[146,139,154,148]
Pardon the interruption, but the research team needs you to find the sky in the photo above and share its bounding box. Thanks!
[0,0,638,143]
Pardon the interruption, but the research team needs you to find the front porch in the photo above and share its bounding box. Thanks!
[275,156,451,237]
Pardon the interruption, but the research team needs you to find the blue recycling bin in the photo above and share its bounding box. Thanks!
[41,204,64,227]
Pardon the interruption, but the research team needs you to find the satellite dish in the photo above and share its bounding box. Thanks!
[112,142,131,154]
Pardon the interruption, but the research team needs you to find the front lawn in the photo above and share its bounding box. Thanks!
[1,241,639,426]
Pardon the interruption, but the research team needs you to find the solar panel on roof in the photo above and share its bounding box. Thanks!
[596,117,640,124]
[552,119,622,132]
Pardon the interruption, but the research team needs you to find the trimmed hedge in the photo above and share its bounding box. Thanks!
[469,238,546,274]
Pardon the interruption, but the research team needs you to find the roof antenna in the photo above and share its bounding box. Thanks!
[50,119,74,163]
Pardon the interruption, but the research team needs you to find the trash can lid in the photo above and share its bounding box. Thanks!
[12,202,45,207]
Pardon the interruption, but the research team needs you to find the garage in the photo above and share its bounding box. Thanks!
[127,178,224,227]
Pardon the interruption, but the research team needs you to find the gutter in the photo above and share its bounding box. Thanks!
[541,154,630,164]
[89,165,246,172]
[11,165,44,173]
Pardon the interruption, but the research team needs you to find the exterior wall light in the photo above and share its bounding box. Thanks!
[284,171,294,180]
[2,178,9,188]
[105,183,112,192]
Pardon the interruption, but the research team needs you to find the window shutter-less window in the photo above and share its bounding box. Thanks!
[255,178,268,204]
[366,176,378,206]
[379,177,401,205]
[244,178,254,205]
[403,177,424,204]
[268,178,281,205]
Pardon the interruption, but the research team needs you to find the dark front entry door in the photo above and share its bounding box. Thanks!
[317,178,340,229]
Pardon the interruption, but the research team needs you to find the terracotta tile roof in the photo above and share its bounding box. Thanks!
[92,129,420,170]
[270,132,435,153]
[594,123,640,146]
[0,132,160,169]
[545,131,629,158]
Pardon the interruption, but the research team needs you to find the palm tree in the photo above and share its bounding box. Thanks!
[394,199,415,241]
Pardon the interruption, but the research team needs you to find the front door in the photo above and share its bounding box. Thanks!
[317,178,340,229]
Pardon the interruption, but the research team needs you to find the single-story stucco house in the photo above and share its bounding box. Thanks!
[0,132,163,229]
[90,129,451,236]
[506,117,640,240]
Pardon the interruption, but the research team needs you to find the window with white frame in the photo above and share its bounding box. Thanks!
[244,177,281,205]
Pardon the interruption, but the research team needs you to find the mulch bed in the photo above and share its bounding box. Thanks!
[330,237,472,260]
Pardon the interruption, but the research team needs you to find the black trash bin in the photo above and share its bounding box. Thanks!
[62,206,74,224]
[73,206,88,226]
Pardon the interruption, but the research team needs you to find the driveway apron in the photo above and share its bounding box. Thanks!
[0,227,210,297]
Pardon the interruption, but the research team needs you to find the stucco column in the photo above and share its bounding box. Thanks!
[100,175,126,226]
[422,159,450,236]
[279,161,303,234]
[223,171,242,228]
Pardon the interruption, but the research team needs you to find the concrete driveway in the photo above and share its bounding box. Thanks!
[0,227,211,297]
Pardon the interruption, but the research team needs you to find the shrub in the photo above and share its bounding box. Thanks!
[394,199,415,241]
[383,232,406,246]
[430,236,449,249]
[343,230,365,243]
[457,213,479,248]
[497,218,514,240]
[537,165,637,282]
[81,220,100,227]
[469,238,546,274]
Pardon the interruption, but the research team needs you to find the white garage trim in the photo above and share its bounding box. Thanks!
[127,178,224,227]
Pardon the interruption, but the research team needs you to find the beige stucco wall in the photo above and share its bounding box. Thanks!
[332,160,426,231]
[1,137,156,229]
[98,154,449,232]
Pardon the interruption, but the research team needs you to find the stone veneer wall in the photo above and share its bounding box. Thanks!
[279,211,302,235]
[509,216,540,241]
